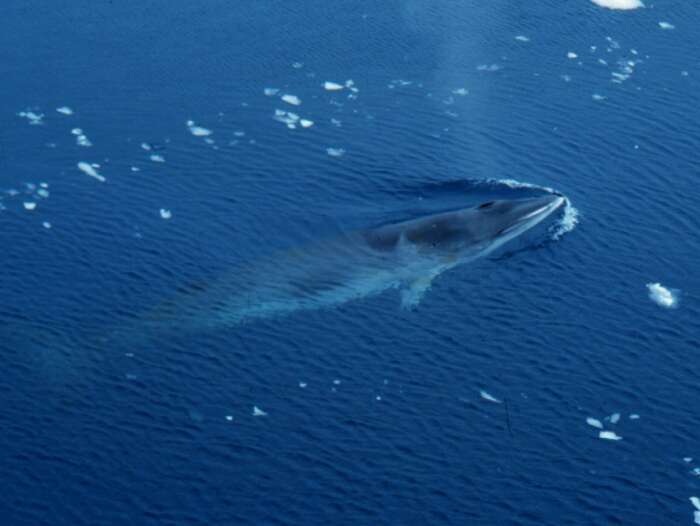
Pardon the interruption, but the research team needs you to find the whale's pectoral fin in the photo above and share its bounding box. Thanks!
[400,274,436,310]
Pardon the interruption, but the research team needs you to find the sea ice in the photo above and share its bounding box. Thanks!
[42,221,52,229]
[646,282,679,308]
[159,209,172,219]
[77,162,105,182]
[591,0,644,9]
[324,81,344,91]
[23,202,36,211]
[299,382,307,388]
[18,110,44,125]
[629,414,640,420]
[599,431,622,441]
[326,147,345,157]
[264,87,279,96]
[452,88,469,96]
[186,120,212,137]
[691,497,700,511]
[252,406,267,416]
[587,417,603,429]
[150,154,165,163]
[56,106,73,115]
[515,35,530,42]
[479,390,502,404]
[281,94,301,106]
[476,64,501,72]
[300,119,314,128]
[567,52,578,59]
[225,415,233,421]
[609,413,620,424]
[658,21,675,30]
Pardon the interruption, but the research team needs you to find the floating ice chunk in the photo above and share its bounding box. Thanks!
[476,64,501,72]
[515,35,530,42]
[326,147,345,157]
[331,118,342,127]
[76,134,92,147]
[281,94,301,106]
[141,142,152,151]
[599,431,622,441]
[452,88,469,96]
[591,0,644,9]
[264,87,279,96]
[299,382,307,388]
[694,511,700,525]
[333,379,341,385]
[609,413,620,424]
[561,74,572,82]
[658,21,675,30]
[159,208,172,219]
[375,395,382,401]
[77,162,105,182]
[292,62,303,69]
[225,415,233,421]
[646,282,679,308]
[131,166,140,172]
[56,106,73,115]
[42,221,51,229]
[592,93,606,101]
[18,110,44,125]
[150,154,165,163]
[692,497,700,511]
[324,81,344,91]
[629,413,640,420]
[684,457,693,463]
[567,52,578,59]
[23,202,36,210]
[587,417,603,429]
[300,119,314,128]
[37,188,49,198]
[479,390,502,404]
[186,120,212,137]
[252,406,267,416]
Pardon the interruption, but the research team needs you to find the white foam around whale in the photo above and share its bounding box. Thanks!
[591,0,643,9]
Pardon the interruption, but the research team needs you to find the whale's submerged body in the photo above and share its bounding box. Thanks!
[144,195,565,329]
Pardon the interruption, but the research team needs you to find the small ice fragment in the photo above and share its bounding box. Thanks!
[479,390,502,404]
[40,182,48,188]
[252,406,267,416]
[694,510,700,525]
[76,134,92,147]
[281,94,301,106]
[149,154,165,163]
[586,417,603,429]
[609,413,620,424]
[691,497,700,511]
[646,282,679,308]
[333,379,341,385]
[567,52,578,59]
[141,142,152,151]
[56,106,73,115]
[131,166,140,172]
[476,64,501,72]
[299,382,307,388]
[658,21,675,30]
[693,468,700,477]
[42,221,52,229]
[77,162,106,182]
[159,208,172,219]
[592,93,606,101]
[71,128,83,135]
[292,62,303,69]
[324,81,344,91]
[590,0,644,9]
[682,71,689,77]
[684,457,693,463]
[264,87,279,96]
[515,35,530,42]
[225,415,233,422]
[23,202,36,211]
[187,121,212,137]
[37,188,49,198]
[629,414,640,420]
[18,111,44,125]
[331,118,342,127]
[452,88,469,96]
[376,395,382,401]
[326,147,345,157]
[599,431,623,441]
[300,119,314,128]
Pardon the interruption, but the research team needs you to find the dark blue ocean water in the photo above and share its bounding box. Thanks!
[2,1,699,524]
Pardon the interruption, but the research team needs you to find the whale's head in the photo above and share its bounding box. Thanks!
[401,194,565,255]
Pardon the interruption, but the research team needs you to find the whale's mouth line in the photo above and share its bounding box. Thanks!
[499,197,564,237]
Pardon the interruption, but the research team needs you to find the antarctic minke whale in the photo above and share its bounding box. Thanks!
[143,194,565,329]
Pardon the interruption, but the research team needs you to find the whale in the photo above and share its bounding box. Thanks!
[141,194,565,330]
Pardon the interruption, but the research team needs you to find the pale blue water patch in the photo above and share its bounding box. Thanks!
[1,1,699,525]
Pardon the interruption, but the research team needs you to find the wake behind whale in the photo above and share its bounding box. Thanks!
[136,189,568,331]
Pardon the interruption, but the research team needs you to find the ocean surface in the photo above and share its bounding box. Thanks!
[2,1,699,524]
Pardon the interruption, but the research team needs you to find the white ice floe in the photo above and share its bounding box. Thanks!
[56,106,73,115]
[567,52,578,59]
[658,21,675,30]
[324,81,344,91]
[690,497,700,510]
[18,110,44,125]
[77,162,105,182]
[299,382,307,388]
[587,417,604,429]
[609,413,620,424]
[71,128,92,147]
[331,118,342,127]
[273,109,300,129]
[225,415,233,421]
[42,221,52,229]
[300,119,314,128]
[591,0,644,9]
[599,431,623,441]
[264,87,279,96]
[694,511,700,525]
[281,94,301,106]
[684,457,693,463]
[326,147,345,157]
[592,94,606,101]
[646,282,679,308]
[452,88,469,96]
[515,35,530,42]
[479,390,502,404]
[476,64,501,72]
[131,166,140,172]
[186,120,212,137]
[141,142,152,151]
[23,202,36,211]
[159,209,172,219]
[37,188,49,198]
[149,154,165,163]
[252,406,267,416]
[629,414,640,420]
